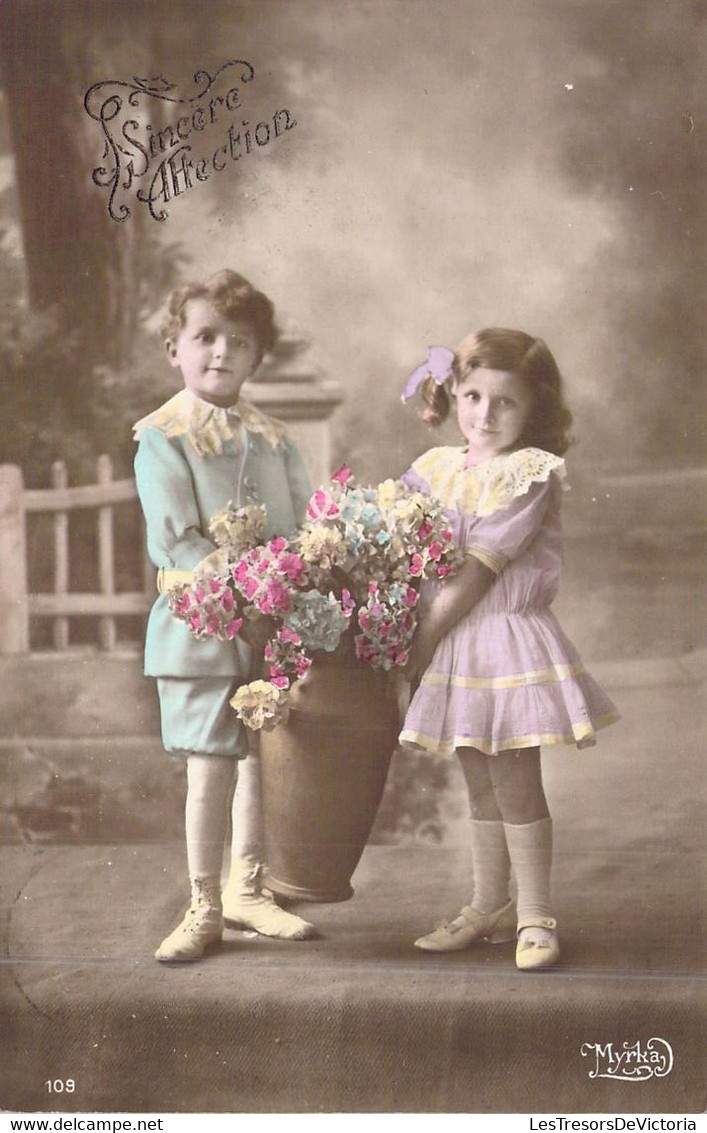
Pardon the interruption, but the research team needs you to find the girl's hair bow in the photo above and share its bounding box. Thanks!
[401,345,455,402]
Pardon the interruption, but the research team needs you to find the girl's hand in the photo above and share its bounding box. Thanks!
[394,673,412,723]
[404,622,440,685]
[403,555,496,679]
[405,557,496,683]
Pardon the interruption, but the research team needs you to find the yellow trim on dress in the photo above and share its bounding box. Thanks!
[410,446,566,516]
[133,388,289,457]
[400,712,620,757]
[421,662,586,690]
[466,544,505,574]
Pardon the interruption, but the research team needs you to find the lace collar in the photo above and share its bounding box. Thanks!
[133,388,288,457]
[411,446,566,516]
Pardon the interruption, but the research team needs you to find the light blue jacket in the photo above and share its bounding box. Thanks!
[134,391,312,677]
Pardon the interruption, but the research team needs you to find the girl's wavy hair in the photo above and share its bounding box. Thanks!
[160,269,277,359]
[420,327,573,456]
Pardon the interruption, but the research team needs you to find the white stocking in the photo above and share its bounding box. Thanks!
[185,755,236,879]
[469,819,511,913]
[504,817,554,924]
[229,749,265,865]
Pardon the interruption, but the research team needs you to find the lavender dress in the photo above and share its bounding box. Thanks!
[399,446,619,757]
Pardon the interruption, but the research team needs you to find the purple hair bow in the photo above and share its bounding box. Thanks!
[401,345,455,402]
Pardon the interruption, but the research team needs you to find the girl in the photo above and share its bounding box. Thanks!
[399,329,619,970]
[134,269,316,961]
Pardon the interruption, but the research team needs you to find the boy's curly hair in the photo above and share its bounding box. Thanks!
[420,327,573,456]
[160,269,277,359]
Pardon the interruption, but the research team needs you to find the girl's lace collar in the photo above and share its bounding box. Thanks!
[411,446,566,516]
[133,388,288,457]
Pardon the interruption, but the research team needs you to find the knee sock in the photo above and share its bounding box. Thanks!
[229,751,264,867]
[503,817,553,924]
[185,755,236,880]
[469,819,511,913]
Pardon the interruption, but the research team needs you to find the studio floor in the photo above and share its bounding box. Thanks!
[2,654,705,1115]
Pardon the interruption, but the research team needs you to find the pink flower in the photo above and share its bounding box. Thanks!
[232,562,249,583]
[269,536,288,554]
[306,488,341,521]
[258,579,293,615]
[277,552,307,583]
[295,654,312,677]
[241,576,260,601]
[189,612,203,633]
[219,590,235,613]
[355,638,382,666]
[270,674,291,690]
[226,618,244,639]
[173,592,192,615]
[409,553,424,577]
[418,519,433,540]
[428,541,443,561]
[331,465,353,486]
[436,563,452,578]
[279,626,302,645]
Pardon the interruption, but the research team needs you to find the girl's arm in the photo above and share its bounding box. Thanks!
[406,555,495,681]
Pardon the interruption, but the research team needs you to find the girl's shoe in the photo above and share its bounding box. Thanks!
[222,859,315,940]
[515,917,560,971]
[155,876,223,963]
[414,899,516,951]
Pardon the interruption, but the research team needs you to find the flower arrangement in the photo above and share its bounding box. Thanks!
[167,467,464,729]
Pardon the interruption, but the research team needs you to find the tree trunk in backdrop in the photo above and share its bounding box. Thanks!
[0,0,140,369]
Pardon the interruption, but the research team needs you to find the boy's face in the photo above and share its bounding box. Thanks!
[166,297,261,407]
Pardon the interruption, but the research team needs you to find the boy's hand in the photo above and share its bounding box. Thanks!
[194,547,229,578]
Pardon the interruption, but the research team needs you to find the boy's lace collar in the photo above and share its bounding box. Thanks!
[133,388,288,457]
[411,446,566,516]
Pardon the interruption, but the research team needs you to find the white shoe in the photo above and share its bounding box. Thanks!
[515,917,560,971]
[155,877,223,962]
[222,860,315,940]
[414,900,516,952]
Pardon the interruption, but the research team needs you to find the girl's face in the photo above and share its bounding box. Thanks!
[166,297,261,407]
[454,367,533,464]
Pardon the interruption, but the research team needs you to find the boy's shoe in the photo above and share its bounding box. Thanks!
[222,860,315,940]
[414,899,516,951]
[515,917,560,971]
[155,876,223,962]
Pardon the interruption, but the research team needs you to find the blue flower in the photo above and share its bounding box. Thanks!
[284,590,350,652]
[359,503,384,531]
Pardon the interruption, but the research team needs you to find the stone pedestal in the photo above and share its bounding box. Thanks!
[248,329,344,489]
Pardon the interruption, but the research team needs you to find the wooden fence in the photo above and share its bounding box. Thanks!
[0,458,153,654]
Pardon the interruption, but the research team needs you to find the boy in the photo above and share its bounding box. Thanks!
[134,270,315,961]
